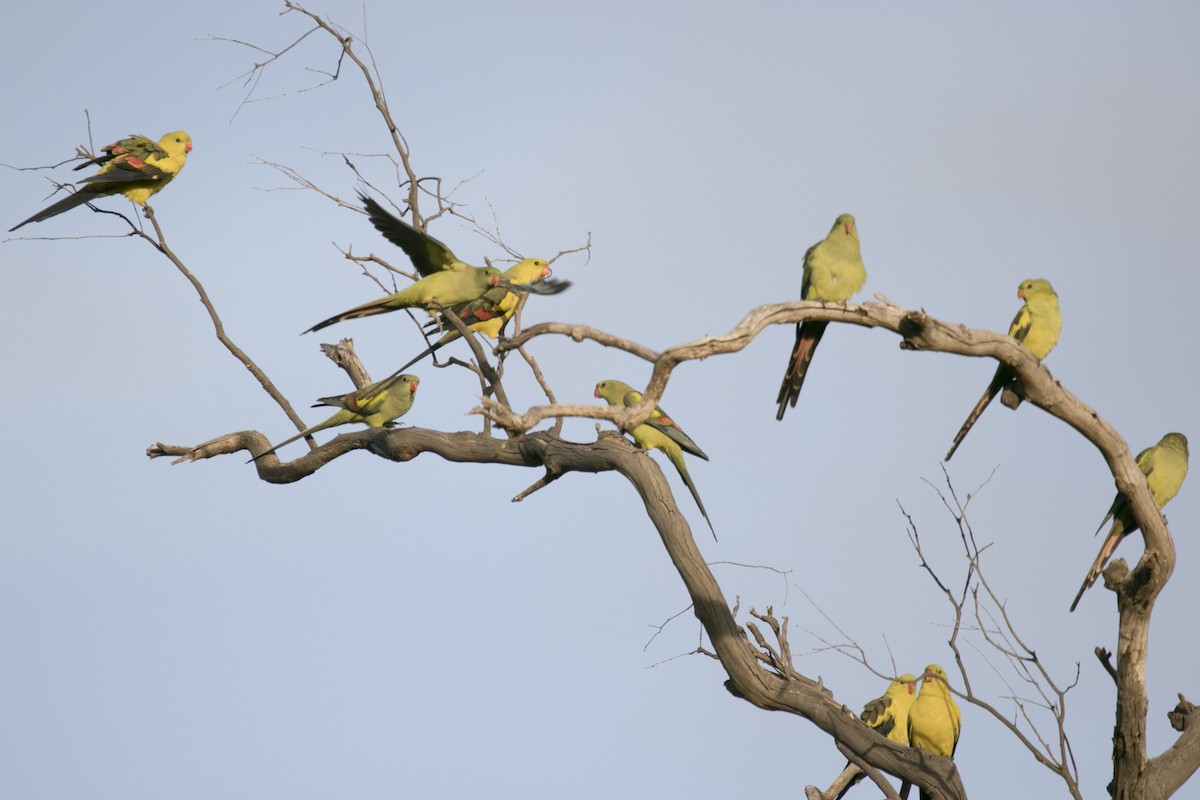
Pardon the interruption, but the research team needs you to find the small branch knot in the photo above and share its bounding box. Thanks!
[1168,694,1196,732]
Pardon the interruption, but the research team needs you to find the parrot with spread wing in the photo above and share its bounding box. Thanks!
[251,374,419,461]
[594,379,716,541]
[827,674,918,799]
[11,131,193,231]
[359,190,560,286]
[359,191,474,276]
[1070,432,1189,611]
[944,278,1061,461]
[776,213,867,420]
[906,664,961,800]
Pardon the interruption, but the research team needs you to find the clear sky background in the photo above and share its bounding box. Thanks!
[2,2,1198,798]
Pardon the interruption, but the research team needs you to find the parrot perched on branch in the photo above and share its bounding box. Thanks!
[776,213,867,420]
[827,673,918,799]
[251,373,419,462]
[944,278,1061,461]
[906,664,961,800]
[1070,432,1189,611]
[594,379,716,541]
[10,131,193,231]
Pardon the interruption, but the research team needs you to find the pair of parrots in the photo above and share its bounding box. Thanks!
[828,665,960,800]
[772,213,1060,457]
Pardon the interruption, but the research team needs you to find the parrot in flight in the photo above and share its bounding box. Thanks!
[251,373,420,461]
[944,278,1061,461]
[827,673,918,799]
[594,379,716,541]
[11,131,193,231]
[906,664,961,800]
[776,213,867,420]
[1070,432,1188,611]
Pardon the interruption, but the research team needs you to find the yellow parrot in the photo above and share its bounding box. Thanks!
[944,278,1061,461]
[594,379,716,541]
[10,131,192,231]
[829,674,918,799]
[251,373,419,461]
[1070,432,1189,611]
[776,213,867,420]
[906,664,961,800]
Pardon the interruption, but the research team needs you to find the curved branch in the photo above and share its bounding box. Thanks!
[1148,699,1200,799]
[500,298,1170,578]
[151,420,968,799]
[134,207,311,435]
[496,297,1192,798]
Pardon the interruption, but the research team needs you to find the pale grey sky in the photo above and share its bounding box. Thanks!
[2,2,1198,798]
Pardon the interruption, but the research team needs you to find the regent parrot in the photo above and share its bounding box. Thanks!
[1070,432,1189,611]
[11,131,192,231]
[906,664,962,800]
[828,673,918,799]
[251,373,419,461]
[776,213,867,420]
[594,379,717,541]
[944,278,1061,461]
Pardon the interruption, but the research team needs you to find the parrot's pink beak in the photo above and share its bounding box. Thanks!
[541,266,553,278]
[490,275,500,286]
[1017,289,1025,300]
[410,381,418,393]
[185,141,193,152]
[843,220,853,235]
[908,683,915,695]
[593,387,601,398]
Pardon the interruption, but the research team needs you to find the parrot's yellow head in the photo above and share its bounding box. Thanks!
[503,258,552,285]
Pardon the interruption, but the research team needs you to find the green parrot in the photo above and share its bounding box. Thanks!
[944,278,1062,461]
[906,664,961,800]
[251,373,419,461]
[830,674,918,799]
[594,379,716,541]
[776,213,867,420]
[393,257,572,374]
[305,267,502,333]
[1070,432,1189,611]
[11,131,193,231]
